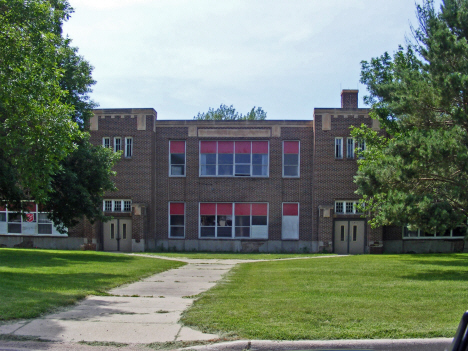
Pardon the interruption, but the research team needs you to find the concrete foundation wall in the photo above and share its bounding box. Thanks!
[384,239,465,253]
[155,240,319,253]
[0,236,87,250]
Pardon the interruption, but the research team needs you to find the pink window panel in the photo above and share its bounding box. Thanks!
[217,141,234,154]
[252,141,268,154]
[170,141,185,153]
[217,203,233,215]
[200,203,216,215]
[200,141,217,153]
[284,141,299,154]
[24,202,37,212]
[170,203,184,215]
[252,203,268,216]
[0,204,5,211]
[235,203,251,215]
[283,203,299,216]
[235,141,251,154]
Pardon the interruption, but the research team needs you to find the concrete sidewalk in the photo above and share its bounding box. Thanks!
[0,257,247,344]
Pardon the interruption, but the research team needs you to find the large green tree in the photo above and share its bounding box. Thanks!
[0,0,118,230]
[353,0,468,233]
[194,104,267,120]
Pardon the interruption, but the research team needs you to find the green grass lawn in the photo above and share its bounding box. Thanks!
[145,252,334,260]
[0,248,185,320]
[181,254,468,340]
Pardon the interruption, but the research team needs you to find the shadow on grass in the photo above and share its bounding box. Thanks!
[0,248,136,268]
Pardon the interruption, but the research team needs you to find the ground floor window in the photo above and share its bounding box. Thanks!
[199,202,268,239]
[282,203,299,240]
[0,203,65,236]
[403,226,465,238]
[169,202,185,238]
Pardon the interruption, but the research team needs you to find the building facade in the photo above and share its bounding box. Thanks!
[0,91,465,253]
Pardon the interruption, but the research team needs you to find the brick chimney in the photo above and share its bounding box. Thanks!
[341,89,358,109]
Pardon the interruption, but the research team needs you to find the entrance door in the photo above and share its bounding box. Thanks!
[103,219,132,252]
[334,220,365,254]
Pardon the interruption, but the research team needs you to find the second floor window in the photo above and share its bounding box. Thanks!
[114,137,122,152]
[125,137,133,158]
[170,141,186,176]
[335,138,343,159]
[347,138,354,159]
[200,141,269,177]
[102,137,110,148]
[283,141,299,177]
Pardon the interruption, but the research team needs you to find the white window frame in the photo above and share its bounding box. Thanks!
[169,140,186,177]
[168,202,185,238]
[282,140,300,178]
[402,226,466,239]
[199,141,269,178]
[347,137,354,159]
[198,202,268,239]
[114,137,122,152]
[357,139,366,159]
[125,137,133,158]
[335,138,343,159]
[334,200,361,214]
[103,200,132,212]
[102,137,110,148]
[281,202,299,240]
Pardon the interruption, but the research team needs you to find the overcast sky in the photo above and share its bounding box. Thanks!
[63,0,443,120]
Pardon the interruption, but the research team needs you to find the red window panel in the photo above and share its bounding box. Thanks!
[170,141,185,153]
[200,141,217,153]
[217,203,232,215]
[0,204,6,211]
[284,141,299,154]
[217,141,234,154]
[235,141,251,154]
[252,141,268,154]
[200,203,216,215]
[283,203,298,216]
[170,203,184,215]
[235,203,251,215]
[252,203,268,216]
[38,204,47,211]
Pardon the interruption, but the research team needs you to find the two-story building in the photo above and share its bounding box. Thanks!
[1,90,465,253]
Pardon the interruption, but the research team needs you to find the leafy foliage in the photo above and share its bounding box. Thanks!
[353,0,468,233]
[0,0,118,229]
[194,104,267,120]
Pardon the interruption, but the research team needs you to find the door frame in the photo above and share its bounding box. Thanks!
[332,218,367,254]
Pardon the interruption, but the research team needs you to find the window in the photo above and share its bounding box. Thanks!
[282,203,299,240]
[114,137,122,152]
[347,138,354,159]
[125,137,133,158]
[357,139,366,159]
[0,203,65,235]
[169,202,185,238]
[200,141,269,177]
[170,141,186,176]
[403,226,466,238]
[283,141,299,177]
[335,138,343,159]
[335,201,361,214]
[103,200,132,212]
[199,203,268,239]
[122,223,127,239]
[102,137,110,148]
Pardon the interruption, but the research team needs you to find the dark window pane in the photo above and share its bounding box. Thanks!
[8,213,21,222]
[201,154,216,165]
[217,227,232,237]
[171,154,185,164]
[403,227,418,237]
[200,227,215,237]
[170,215,184,226]
[0,213,5,222]
[200,215,216,226]
[217,215,232,227]
[235,154,250,163]
[252,154,268,165]
[452,227,466,237]
[218,165,233,175]
[235,227,250,237]
[252,216,267,226]
[284,154,298,166]
[8,223,21,233]
[218,154,233,164]
[38,224,52,235]
[235,216,250,226]
[284,166,298,176]
[170,227,184,237]
[235,165,250,176]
